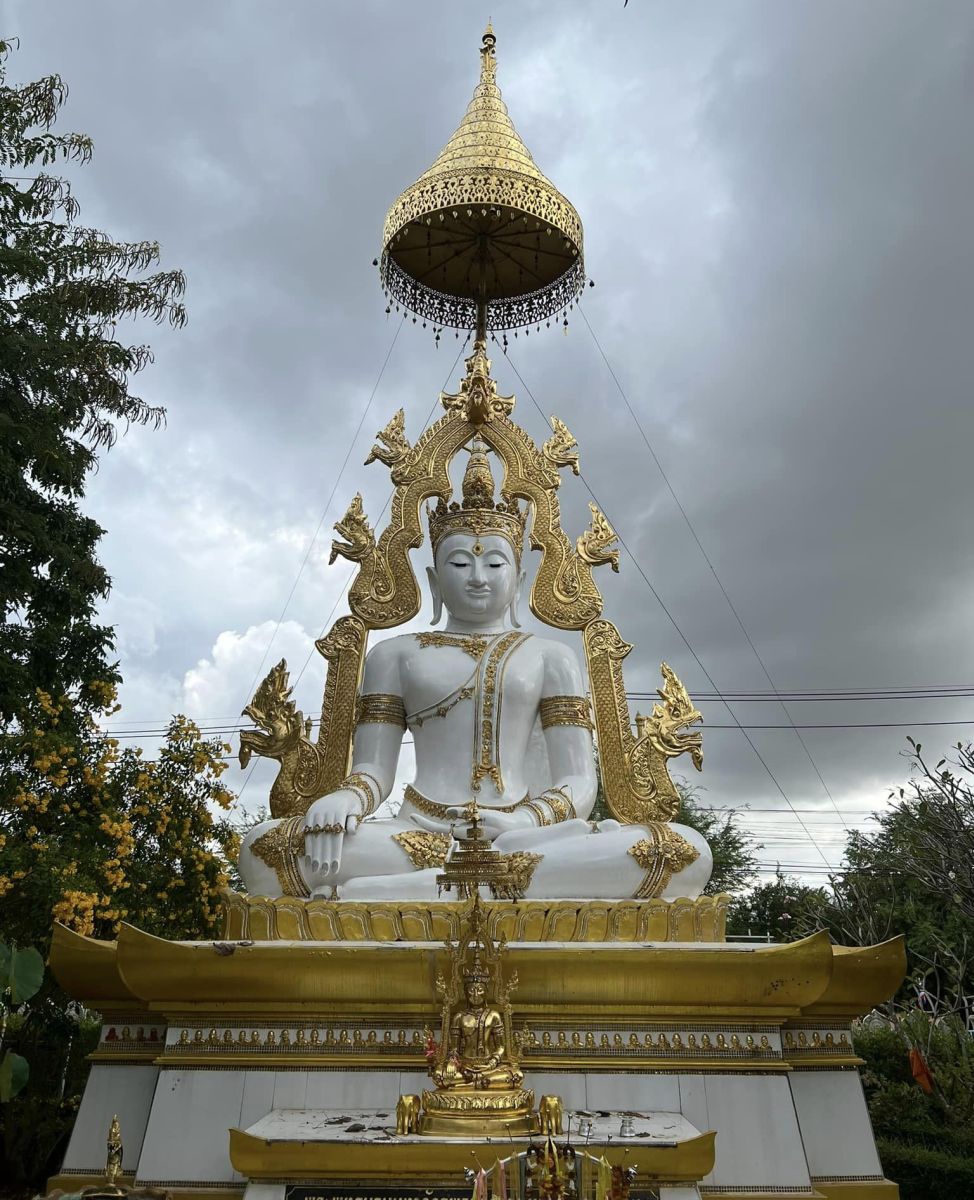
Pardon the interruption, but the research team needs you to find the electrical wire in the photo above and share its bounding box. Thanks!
[101,683,974,728]
[578,305,850,831]
[499,343,835,867]
[238,314,406,715]
[231,335,471,804]
[98,713,974,740]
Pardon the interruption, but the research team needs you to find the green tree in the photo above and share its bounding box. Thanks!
[0,38,185,731]
[676,787,759,896]
[810,743,974,1015]
[0,689,239,951]
[795,738,974,1198]
[726,871,829,941]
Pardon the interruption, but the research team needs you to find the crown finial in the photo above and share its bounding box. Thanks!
[461,437,495,510]
[480,23,497,85]
[427,440,526,560]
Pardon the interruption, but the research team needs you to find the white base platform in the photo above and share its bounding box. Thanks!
[62,1061,886,1196]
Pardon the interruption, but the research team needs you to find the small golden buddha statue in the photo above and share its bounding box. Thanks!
[431,958,522,1091]
[80,1114,125,1197]
[412,896,540,1136]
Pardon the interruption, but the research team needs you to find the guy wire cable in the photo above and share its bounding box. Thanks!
[579,304,850,830]
[500,342,835,868]
[236,334,470,804]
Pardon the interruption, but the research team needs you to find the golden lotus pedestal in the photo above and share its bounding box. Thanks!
[417,1085,540,1138]
[47,896,905,1200]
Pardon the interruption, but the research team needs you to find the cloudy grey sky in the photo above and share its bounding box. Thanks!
[7,0,973,878]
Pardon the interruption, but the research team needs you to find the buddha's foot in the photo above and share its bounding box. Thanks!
[338,867,441,901]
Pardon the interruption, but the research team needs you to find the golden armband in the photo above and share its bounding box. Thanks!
[539,694,592,730]
[355,692,407,730]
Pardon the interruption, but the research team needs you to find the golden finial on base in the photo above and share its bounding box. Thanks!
[79,1114,126,1198]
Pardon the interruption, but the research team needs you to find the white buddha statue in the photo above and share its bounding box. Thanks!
[239,442,711,902]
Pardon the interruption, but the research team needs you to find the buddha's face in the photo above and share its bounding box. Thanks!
[430,533,521,626]
[464,979,486,1006]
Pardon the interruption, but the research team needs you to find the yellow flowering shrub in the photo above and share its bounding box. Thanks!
[0,687,237,948]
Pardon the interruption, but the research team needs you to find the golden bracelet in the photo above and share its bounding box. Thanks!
[523,799,552,827]
[341,772,379,817]
[355,693,407,730]
[541,788,577,823]
[539,694,592,730]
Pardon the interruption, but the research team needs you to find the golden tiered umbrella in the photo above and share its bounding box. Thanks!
[380,24,585,338]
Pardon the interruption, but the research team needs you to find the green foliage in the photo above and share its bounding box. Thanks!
[773,742,974,1024]
[856,1016,974,1198]
[675,787,758,895]
[726,873,829,940]
[854,1023,913,1087]
[0,1000,100,1189]
[875,1138,974,1200]
[0,692,239,951]
[0,1049,28,1102]
[0,940,45,1104]
[0,37,185,730]
[0,943,43,1004]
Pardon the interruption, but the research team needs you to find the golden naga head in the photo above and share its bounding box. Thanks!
[239,659,306,766]
[636,662,704,772]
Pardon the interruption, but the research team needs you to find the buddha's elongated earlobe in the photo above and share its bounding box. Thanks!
[426,565,443,626]
[509,568,526,629]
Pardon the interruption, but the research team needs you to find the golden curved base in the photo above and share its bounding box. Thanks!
[220,889,729,943]
[419,1086,539,1137]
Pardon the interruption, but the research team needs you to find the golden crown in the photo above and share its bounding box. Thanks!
[462,950,491,984]
[428,438,527,559]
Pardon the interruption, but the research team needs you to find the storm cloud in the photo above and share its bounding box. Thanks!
[7,0,973,876]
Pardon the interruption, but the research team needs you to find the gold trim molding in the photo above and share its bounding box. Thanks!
[229,1126,715,1183]
[50,924,905,1028]
[220,891,729,943]
[56,924,834,1018]
[811,1182,900,1200]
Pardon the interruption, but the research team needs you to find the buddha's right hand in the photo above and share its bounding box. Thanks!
[303,789,362,877]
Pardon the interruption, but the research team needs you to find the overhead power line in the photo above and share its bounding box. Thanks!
[498,345,834,869]
[100,683,974,729]
[578,305,850,832]
[239,315,407,715]
[98,711,973,740]
[230,335,471,806]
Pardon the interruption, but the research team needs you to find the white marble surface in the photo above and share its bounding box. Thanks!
[696,1073,812,1191]
[243,1106,703,1147]
[112,1061,886,1191]
[790,1069,884,1179]
[136,1068,249,1185]
[62,1062,158,1172]
[134,1068,442,1185]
